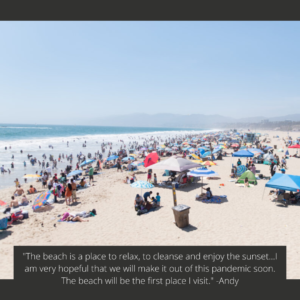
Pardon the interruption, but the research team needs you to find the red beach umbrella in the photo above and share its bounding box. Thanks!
[144,152,159,167]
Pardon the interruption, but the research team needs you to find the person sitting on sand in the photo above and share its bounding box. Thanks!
[123,176,130,184]
[80,178,87,188]
[21,194,29,205]
[9,196,20,208]
[203,187,213,199]
[14,185,24,197]
[134,194,144,210]
[244,177,249,187]
[27,185,37,194]
[237,159,241,166]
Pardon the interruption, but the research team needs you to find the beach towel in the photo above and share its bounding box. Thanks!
[57,219,75,223]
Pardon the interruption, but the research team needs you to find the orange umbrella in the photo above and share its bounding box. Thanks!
[202,161,217,166]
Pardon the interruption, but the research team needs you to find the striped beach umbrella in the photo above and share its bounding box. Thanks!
[131,181,154,195]
[32,191,52,211]
[236,165,247,176]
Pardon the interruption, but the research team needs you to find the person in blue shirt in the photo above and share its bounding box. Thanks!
[143,191,152,202]
[237,159,241,166]
[155,192,161,207]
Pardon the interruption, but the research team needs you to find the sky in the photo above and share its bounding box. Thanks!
[0,21,300,125]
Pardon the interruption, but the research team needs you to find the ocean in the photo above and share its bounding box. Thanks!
[0,124,213,190]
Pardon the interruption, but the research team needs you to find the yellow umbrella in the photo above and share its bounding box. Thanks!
[160,145,166,148]
[23,174,41,178]
[131,154,137,157]
[191,154,200,160]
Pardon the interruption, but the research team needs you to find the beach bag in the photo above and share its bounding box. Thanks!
[0,218,8,230]
[22,210,29,219]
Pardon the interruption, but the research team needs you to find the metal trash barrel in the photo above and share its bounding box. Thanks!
[172,204,190,228]
[274,145,277,149]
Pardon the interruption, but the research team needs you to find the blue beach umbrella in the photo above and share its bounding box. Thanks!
[80,159,95,167]
[131,180,154,195]
[67,170,83,177]
[236,165,247,176]
[107,155,119,161]
[122,156,135,162]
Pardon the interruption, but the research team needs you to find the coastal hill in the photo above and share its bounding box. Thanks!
[94,113,300,128]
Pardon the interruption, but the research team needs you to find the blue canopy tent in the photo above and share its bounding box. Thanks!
[265,173,300,192]
[232,150,254,157]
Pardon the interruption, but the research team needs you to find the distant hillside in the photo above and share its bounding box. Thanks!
[93,113,300,128]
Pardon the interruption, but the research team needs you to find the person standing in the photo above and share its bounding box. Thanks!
[147,168,152,183]
[71,179,77,202]
[89,166,94,184]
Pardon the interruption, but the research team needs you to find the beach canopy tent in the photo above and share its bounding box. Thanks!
[67,170,82,177]
[80,159,95,167]
[232,150,254,157]
[237,170,257,185]
[107,155,119,161]
[288,144,300,148]
[265,173,300,192]
[146,157,200,172]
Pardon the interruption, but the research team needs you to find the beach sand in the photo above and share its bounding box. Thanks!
[1,130,300,279]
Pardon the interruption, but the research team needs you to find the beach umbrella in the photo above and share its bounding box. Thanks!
[187,168,219,193]
[132,161,144,166]
[131,181,154,195]
[67,170,83,177]
[146,157,200,172]
[231,143,239,147]
[80,159,95,167]
[23,174,41,178]
[288,144,300,148]
[0,200,7,206]
[122,156,135,162]
[236,165,247,176]
[32,191,52,211]
[165,147,172,151]
[140,147,148,151]
[107,155,119,161]
[144,152,159,167]
[191,154,201,160]
[201,151,212,158]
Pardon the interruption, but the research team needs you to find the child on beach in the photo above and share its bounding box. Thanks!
[153,173,157,185]
[155,193,161,207]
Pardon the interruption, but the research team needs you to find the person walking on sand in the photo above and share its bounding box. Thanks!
[89,166,94,184]
[147,168,152,182]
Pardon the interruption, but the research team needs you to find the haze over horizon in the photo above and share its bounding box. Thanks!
[1,21,300,125]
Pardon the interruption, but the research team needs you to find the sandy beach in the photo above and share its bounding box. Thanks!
[1,129,300,279]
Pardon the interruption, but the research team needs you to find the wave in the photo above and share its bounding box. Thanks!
[0,127,51,129]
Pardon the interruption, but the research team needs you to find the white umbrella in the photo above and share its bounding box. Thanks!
[146,157,200,172]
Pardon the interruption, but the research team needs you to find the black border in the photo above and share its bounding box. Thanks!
[0,0,300,20]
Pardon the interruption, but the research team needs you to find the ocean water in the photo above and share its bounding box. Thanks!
[0,124,214,190]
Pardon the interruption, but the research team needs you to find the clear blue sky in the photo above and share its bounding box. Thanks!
[0,21,300,124]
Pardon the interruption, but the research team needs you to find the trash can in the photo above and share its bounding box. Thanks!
[172,204,190,228]
[274,145,277,149]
